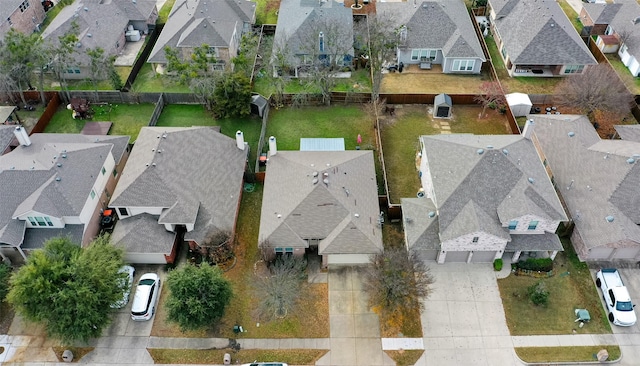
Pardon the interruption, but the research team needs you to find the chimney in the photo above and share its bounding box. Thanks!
[235,130,245,150]
[522,119,535,140]
[14,126,31,147]
[269,136,277,156]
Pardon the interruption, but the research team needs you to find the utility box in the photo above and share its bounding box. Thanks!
[433,93,452,118]
[62,350,73,362]
[223,353,231,365]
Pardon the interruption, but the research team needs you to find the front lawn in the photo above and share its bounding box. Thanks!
[149,348,327,365]
[515,346,621,363]
[44,103,156,141]
[498,238,612,335]
[265,106,375,151]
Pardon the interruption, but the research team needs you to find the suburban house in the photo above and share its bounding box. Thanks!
[532,114,640,262]
[488,0,597,76]
[272,0,354,77]
[109,127,248,264]
[0,128,130,260]
[376,0,486,74]
[148,0,256,74]
[258,137,383,267]
[581,0,640,76]
[42,0,158,79]
[0,0,47,36]
[403,128,567,264]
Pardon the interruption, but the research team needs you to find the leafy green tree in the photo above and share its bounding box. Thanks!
[86,47,119,96]
[7,235,125,344]
[0,29,44,105]
[165,263,232,331]
[528,281,549,307]
[0,261,11,302]
[48,22,80,101]
[212,72,251,118]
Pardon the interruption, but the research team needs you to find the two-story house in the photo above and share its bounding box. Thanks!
[0,128,129,260]
[402,125,567,263]
[0,0,46,36]
[488,0,597,77]
[148,0,256,74]
[109,127,248,264]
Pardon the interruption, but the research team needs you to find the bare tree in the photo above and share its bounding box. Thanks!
[296,15,354,105]
[475,81,506,118]
[354,12,400,100]
[364,248,434,317]
[555,63,634,136]
[255,255,307,319]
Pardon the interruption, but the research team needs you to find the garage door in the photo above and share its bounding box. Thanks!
[471,251,497,263]
[611,247,640,260]
[415,250,438,262]
[445,251,469,262]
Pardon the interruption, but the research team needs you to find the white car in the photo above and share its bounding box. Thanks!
[111,265,135,309]
[131,273,160,321]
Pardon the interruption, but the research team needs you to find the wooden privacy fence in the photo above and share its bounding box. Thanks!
[30,92,60,134]
[122,24,163,92]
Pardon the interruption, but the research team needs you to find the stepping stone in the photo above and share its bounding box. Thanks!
[441,125,451,130]
[440,131,451,134]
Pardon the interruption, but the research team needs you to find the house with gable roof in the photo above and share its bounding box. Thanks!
[532,114,640,262]
[403,126,567,264]
[0,128,129,260]
[272,0,354,77]
[258,137,382,267]
[376,0,486,74]
[0,0,47,36]
[581,0,640,77]
[109,126,248,264]
[488,0,596,77]
[42,0,158,80]
[148,0,256,74]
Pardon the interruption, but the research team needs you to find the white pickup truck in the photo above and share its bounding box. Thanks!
[596,268,637,326]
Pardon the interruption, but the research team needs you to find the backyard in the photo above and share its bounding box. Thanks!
[252,69,372,97]
[380,66,490,94]
[606,54,640,95]
[44,103,156,141]
[498,237,612,336]
[380,104,512,203]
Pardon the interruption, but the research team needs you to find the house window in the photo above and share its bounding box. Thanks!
[35,217,47,227]
[90,189,96,199]
[621,44,629,54]
[275,247,294,256]
[501,45,507,59]
[452,59,475,71]
[472,236,479,243]
[7,18,12,26]
[207,46,218,58]
[528,221,539,230]
[564,65,584,74]
[319,32,324,52]
[411,49,437,61]
[118,207,129,216]
[508,220,518,230]
[19,0,29,12]
[28,217,37,226]
[101,166,106,175]
[44,217,54,226]
[210,63,225,71]
[112,169,118,178]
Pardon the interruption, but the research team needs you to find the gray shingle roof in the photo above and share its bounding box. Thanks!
[401,197,440,251]
[273,0,354,63]
[506,232,563,251]
[0,126,15,154]
[0,1,27,25]
[0,133,129,247]
[148,0,256,64]
[531,114,640,257]
[377,0,485,60]
[22,224,84,250]
[584,0,640,73]
[420,133,566,242]
[259,150,383,255]
[110,127,246,248]
[42,0,157,66]
[490,0,596,65]
[615,124,640,142]
[111,213,176,254]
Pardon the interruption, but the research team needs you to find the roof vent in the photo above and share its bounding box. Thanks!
[627,158,635,164]
[502,149,508,155]
[477,148,484,155]
[486,145,494,149]
[87,33,92,37]
[528,177,535,184]
[30,166,35,170]
[55,177,61,182]
[323,178,329,185]
[606,215,614,222]
[428,211,436,218]
[152,163,156,167]
[354,213,360,218]
[10,166,15,170]
[313,171,318,177]
[61,154,67,158]
[568,131,575,137]
[312,178,318,184]
[84,7,89,11]
[57,163,62,167]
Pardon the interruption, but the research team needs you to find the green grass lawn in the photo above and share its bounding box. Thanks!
[515,346,621,363]
[558,0,584,34]
[606,54,640,94]
[252,69,372,97]
[265,106,375,151]
[498,237,612,335]
[485,36,563,94]
[44,103,156,141]
[157,0,176,24]
[130,63,192,93]
[149,348,327,365]
[255,0,279,24]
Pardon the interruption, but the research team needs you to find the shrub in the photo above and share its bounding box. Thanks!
[493,258,503,271]
[527,281,549,306]
[517,257,553,272]
[0,262,11,302]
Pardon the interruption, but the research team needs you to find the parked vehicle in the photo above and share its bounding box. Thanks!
[131,273,160,321]
[111,265,135,309]
[596,268,637,326]
[241,363,288,366]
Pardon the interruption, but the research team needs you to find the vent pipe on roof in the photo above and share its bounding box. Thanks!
[235,130,245,150]
[14,126,31,147]
[522,119,535,140]
[268,136,277,156]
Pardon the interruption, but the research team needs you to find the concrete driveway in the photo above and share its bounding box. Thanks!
[415,263,519,366]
